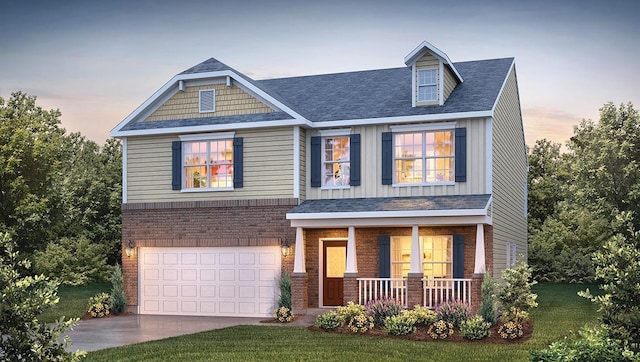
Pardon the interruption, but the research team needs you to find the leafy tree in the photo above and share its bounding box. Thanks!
[478,272,497,325]
[0,232,85,361]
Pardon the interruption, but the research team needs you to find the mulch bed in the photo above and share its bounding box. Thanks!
[308,319,533,344]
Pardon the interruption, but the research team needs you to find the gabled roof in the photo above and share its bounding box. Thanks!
[404,40,464,83]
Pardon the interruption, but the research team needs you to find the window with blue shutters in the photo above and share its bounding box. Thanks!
[389,235,453,279]
[311,132,361,188]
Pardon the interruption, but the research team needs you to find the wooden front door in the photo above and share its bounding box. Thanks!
[323,240,347,306]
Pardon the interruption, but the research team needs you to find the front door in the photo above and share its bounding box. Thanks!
[323,240,347,306]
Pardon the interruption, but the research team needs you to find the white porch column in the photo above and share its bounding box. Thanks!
[474,223,487,274]
[409,225,422,274]
[293,227,306,273]
[345,226,358,273]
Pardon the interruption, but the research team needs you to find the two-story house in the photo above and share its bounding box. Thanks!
[111,41,527,317]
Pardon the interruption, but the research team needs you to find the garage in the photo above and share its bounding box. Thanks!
[138,246,281,317]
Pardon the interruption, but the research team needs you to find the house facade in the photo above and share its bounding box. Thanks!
[111,41,527,317]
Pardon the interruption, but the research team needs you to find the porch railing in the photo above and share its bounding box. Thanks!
[422,278,472,309]
[357,278,407,307]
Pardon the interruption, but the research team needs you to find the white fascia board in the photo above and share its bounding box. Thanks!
[486,117,494,194]
[286,208,489,220]
[290,215,493,228]
[390,121,457,133]
[179,131,235,141]
[404,41,464,83]
[319,128,352,137]
[490,59,516,113]
[312,111,492,129]
[293,126,300,199]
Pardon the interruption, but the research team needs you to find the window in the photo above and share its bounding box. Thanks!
[183,138,233,189]
[394,130,454,184]
[506,242,517,268]
[199,89,216,113]
[322,136,350,187]
[390,236,452,279]
[417,69,438,102]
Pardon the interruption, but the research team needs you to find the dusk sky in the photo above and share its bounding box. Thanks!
[1,0,638,147]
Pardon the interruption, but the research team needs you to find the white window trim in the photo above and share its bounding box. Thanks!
[199,89,216,113]
[506,242,517,268]
[417,68,438,103]
[181,135,235,192]
[390,236,453,279]
[179,131,235,141]
[320,134,351,189]
[392,129,455,186]
[319,128,351,137]
[390,122,456,133]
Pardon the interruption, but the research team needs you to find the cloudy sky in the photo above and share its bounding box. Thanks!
[1,0,638,146]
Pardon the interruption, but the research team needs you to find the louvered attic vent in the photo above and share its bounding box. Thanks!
[199,89,216,113]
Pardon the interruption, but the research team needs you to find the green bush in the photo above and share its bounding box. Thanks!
[278,271,292,310]
[435,300,471,328]
[478,273,497,325]
[498,321,523,340]
[460,315,491,340]
[498,261,538,323]
[427,320,454,340]
[88,292,110,318]
[33,236,112,286]
[530,325,637,361]
[109,264,126,314]
[402,305,437,326]
[365,298,404,327]
[336,301,366,325]
[347,313,374,334]
[315,310,343,330]
[383,314,417,336]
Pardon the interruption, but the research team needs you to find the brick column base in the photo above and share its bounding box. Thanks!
[343,273,358,305]
[471,273,484,314]
[291,272,308,313]
[407,273,424,308]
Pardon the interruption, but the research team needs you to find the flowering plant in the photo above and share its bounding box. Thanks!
[427,320,454,340]
[498,321,523,339]
[273,306,294,323]
[347,312,374,333]
[87,292,111,318]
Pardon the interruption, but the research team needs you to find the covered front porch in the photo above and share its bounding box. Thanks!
[285,195,493,312]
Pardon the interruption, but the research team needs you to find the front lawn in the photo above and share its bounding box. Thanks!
[39,282,110,323]
[84,283,600,362]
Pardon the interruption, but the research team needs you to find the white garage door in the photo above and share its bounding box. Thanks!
[139,246,281,317]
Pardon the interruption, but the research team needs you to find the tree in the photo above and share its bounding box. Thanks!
[0,232,85,361]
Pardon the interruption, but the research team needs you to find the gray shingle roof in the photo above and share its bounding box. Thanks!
[287,194,491,214]
[121,112,292,131]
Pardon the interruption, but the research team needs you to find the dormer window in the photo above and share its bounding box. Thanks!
[418,69,438,102]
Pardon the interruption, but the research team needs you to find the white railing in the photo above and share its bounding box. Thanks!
[422,278,472,309]
[357,278,407,307]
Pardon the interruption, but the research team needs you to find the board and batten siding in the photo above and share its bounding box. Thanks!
[298,127,307,201]
[306,118,487,199]
[145,83,273,122]
[490,65,528,280]
[126,128,294,202]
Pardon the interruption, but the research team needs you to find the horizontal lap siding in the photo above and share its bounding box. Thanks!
[491,66,528,280]
[127,128,294,202]
[306,119,486,199]
[443,66,457,101]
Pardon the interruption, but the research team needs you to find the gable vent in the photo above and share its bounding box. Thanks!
[199,89,216,113]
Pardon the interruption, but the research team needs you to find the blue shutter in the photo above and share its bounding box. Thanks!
[310,136,321,187]
[455,128,467,182]
[381,132,393,185]
[453,235,464,279]
[350,134,361,186]
[379,235,391,278]
[233,137,243,188]
[171,141,182,190]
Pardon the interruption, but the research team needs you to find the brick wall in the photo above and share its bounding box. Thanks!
[121,198,297,306]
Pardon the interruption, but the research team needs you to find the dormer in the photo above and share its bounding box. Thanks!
[404,41,463,107]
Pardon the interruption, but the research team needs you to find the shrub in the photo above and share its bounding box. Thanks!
[33,236,111,286]
[460,315,491,340]
[273,306,294,323]
[315,310,343,330]
[531,325,637,361]
[278,271,292,310]
[427,320,454,340]
[402,305,437,326]
[498,321,523,340]
[478,273,497,325]
[365,298,404,327]
[109,264,126,314]
[336,301,366,325]
[347,313,374,334]
[435,300,471,328]
[88,292,110,318]
[498,261,538,323]
[384,314,417,336]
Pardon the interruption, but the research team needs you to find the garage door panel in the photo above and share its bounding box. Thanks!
[182,301,197,313]
[163,253,179,264]
[239,286,255,298]
[144,269,159,280]
[239,269,255,281]
[181,269,197,281]
[219,269,235,281]
[163,300,178,313]
[163,269,178,281]
[181,253,197,265]
[259,269,276,281]
[219,253,235,265]
[163,285,178,297]
[200,269,215,281]
[201,285,215,297]
[201,253,216,265]
[260,253,276,265]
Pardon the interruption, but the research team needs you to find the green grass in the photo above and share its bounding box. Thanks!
[39,282,110,323]
[83,283,600,362]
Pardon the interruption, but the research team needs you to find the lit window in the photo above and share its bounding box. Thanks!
[418,69,438,102]
[183,139,233,189]
[322,136,350,187]
[394,130,454,184]
[390,236,452,279]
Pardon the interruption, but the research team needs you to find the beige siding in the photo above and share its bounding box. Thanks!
[146,83,273,121]
[299,127,307,201]
[306,119,487,199]
[415,52,440,106]
[490,66,528,280]
[443,66,458,102]
[127,128,294,202]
